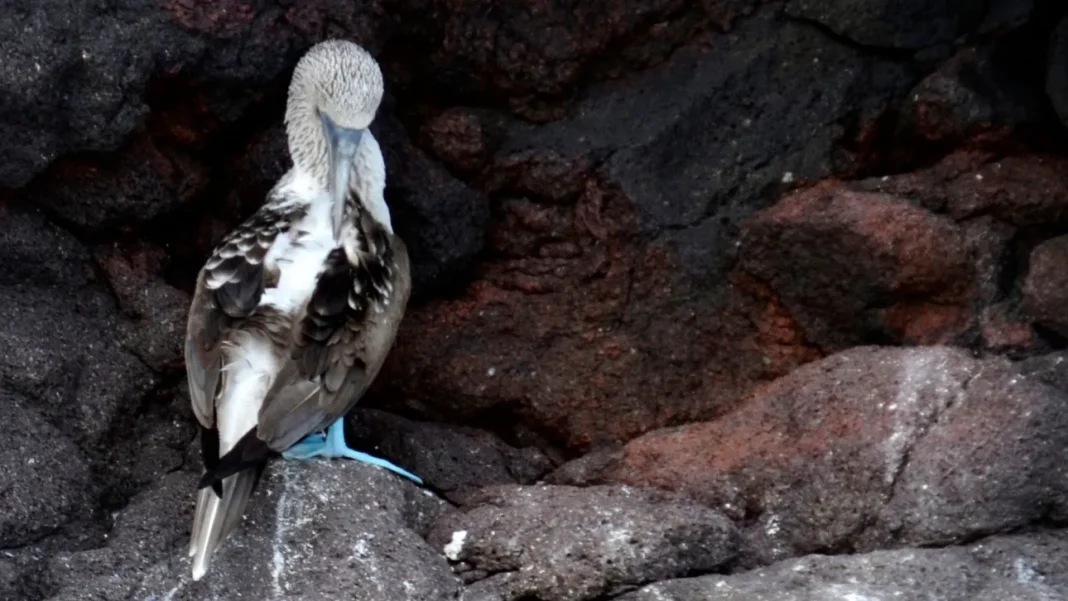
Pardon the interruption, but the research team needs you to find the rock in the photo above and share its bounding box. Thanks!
[855,150,1068,226]
[420,108,491,173]
[555,346,1068,567]
[895,45,1049,155]
[0,205,157,448]
[1016,351,1068,393]
[347,409,555,503]
[739,186,973,350]
[46,462,457,601]
[618,530,1068,601]
[980,301,1039,355]
[46,471,196,595]
[428,484,737,601]
[387,0,751,114]
[381,9,918,451]
[1023,235,1068,336]
[0,558,18,600]
[94,241,190,373]
[0,390,91,548]
[784,0,987,50]
[1048,17,1068,130]
[375,115,491,294]
[26,133,208,233]
[0,0,393,188]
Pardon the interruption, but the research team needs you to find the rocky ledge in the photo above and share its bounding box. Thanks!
[3,0,1068,600]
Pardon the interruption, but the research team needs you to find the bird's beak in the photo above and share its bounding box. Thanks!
[320,112,364,238]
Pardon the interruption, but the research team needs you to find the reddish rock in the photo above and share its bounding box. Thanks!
[1023,235,1068,336]
[420,108,489,172]
[739,187,973,351]
[26,132,208,232]
[94,241,191,373]
[164,0,254,37]
[553,346,1068,566]
[857,151,1068,227]
[980,301,1037,353]
[380,178,772,451]
[392,0,756,111]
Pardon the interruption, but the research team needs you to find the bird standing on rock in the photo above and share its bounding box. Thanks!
[183,39,421,581]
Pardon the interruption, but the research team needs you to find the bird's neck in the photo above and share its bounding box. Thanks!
[285,100,331,185]
[284,102,393,236]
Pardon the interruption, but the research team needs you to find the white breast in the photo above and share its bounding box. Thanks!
[260,173,335,315]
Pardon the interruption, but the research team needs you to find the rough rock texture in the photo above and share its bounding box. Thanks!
[0,205,158,449]
[0,390,91,548]
[428,484,738,601]
[551,346,1068,566]
[739,187,973,350]
[1023,235,1068,336]
[2,0,1068,599]
[619,530,1068,601]
[1049,16,1068,129]
[347,409,555,504]
[784,0,986,50]
[43,462,457,601]
[381,9,922,451]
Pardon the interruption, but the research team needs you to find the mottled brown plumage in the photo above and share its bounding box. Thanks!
[183,39,410,582]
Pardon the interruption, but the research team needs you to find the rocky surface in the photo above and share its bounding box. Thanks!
[550,346,1068,567]
[2,0,1068,600]
[429,484,737,601]
[619,530,1068,601]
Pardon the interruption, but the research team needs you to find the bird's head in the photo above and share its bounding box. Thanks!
[285,39,385,231]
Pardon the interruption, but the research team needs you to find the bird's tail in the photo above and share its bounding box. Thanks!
[189,468,259,580]
[189,329,276,581]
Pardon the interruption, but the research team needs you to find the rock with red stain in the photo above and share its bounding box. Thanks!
[420,108,491,173]
[739,187,973,351]
[389,0,755,117]
[26,133,208,232]
[552,346,1068,567]
[378,9,927,452]
[783,0,986,49]
[380,178,770,452]
[1023,235,1068,336]
[857,151,1068,227]
[94,241,191,373]
[894,45,1047,157]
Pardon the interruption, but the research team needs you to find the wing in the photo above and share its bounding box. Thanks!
[256,210,412,451]
[184,199,308,428]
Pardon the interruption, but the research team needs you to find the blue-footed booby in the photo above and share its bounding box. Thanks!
[183,39,420,581]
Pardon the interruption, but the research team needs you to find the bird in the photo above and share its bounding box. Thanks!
[183,39,421,582]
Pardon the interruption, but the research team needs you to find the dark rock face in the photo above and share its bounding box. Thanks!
[0,206,158,449]
[618,531,1068,601]
[0,391,90,548]
[2,0,1068,599]
[551,346,1068,566]
[427,484,738,601]
[1023,235,1068,336]
[43,463,459,601]
[784,0,987,50]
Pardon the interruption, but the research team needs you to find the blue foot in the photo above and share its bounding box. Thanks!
[281,418,423,485]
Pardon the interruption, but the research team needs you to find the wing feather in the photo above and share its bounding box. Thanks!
[256,210,411,450]
[184,200,307,428]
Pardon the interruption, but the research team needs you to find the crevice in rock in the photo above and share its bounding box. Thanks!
[782,15,919,63]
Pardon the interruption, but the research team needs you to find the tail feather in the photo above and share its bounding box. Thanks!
[190,469,258,580]
[189,324,281,580]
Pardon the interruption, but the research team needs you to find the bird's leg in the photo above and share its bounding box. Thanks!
[279,430,328,459]
[281,418,423,484]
